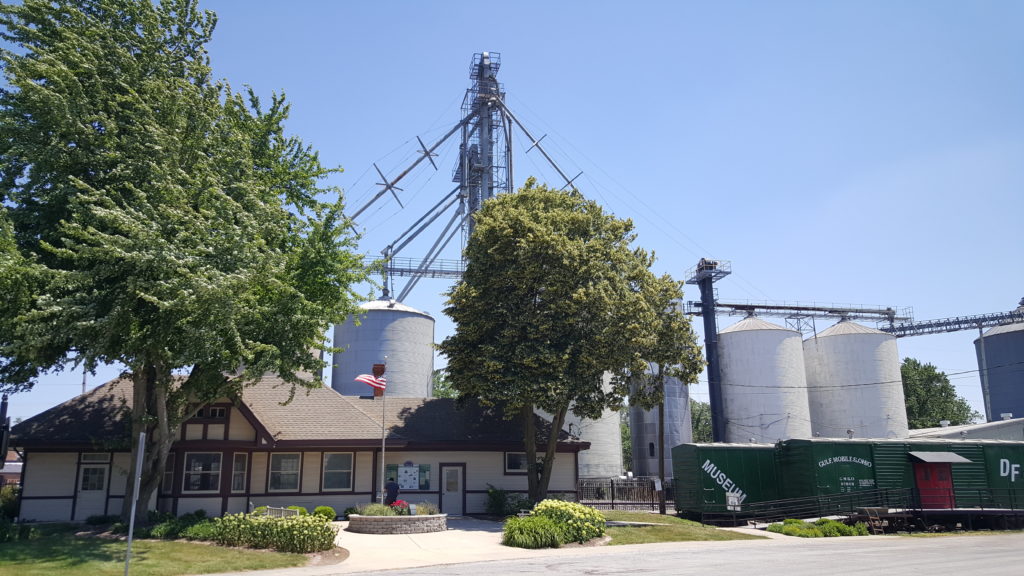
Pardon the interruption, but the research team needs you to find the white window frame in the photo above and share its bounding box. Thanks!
[231,453,248,493]
[182,452,222,494]
[269,453,301,492]
[79,465,107,491]
[504,452,530,474]
[321,452,354,491]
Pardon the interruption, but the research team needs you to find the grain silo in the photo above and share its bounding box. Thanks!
[718,316,812,443]
[803,320,908,439]
[975,317,1024,422]
[331,299,434,398]
[629,372,692,478]
[561,373,623,478]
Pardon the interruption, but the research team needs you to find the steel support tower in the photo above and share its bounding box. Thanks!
[348,52,574,301]
[685,258,732,442]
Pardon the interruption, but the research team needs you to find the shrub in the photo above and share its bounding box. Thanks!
[0,485,21,519]
[342,506,360,518]
[768,518,868,538]
[502,515,561,549]
[286,505,308,516]
[212,512,337,552]
[414,501,439,515]
[182,519,219,541]
[486,484,532,517]
[313,506,337,521]
[358,503,396,516]
[85,514,120,526]
[531,499,605,544]
[486,485,509,516]
[273,515,338,553]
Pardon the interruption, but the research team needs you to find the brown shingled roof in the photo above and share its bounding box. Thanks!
[14,374,587,452]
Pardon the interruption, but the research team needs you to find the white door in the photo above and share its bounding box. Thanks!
[74,464,108,521]
[440,465,463,516]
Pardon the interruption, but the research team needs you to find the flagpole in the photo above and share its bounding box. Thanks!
[380,385,386,504]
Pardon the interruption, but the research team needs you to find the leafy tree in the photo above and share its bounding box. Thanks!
[440,178,675,501]
[430,369,457,399]
[0,0,369,521]
[690,399,713,443]
[901,358,981,428]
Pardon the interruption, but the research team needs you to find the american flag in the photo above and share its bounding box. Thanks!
[355,374,386,390]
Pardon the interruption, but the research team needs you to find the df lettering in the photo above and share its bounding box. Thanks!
[999,459,1021,482]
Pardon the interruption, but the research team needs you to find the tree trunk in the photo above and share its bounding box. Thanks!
[537,404,568,502]
[657,382,667,515]
[522,404,539,503]
[121,364,179,523]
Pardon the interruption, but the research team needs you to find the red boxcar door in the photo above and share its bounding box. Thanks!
[914,462,954,509]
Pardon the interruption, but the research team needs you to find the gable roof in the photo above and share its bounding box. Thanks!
[14,374,586,452]
[13,375,134,450]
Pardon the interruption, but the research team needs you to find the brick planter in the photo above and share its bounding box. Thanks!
[346,514,448,534]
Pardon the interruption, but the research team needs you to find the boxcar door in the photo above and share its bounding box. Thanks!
[913,462,954,509]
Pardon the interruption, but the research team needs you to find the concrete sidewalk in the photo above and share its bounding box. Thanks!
[198,516,572,575]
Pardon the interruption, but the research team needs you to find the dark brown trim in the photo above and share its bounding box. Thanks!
[19,495,77,500]
[231,401,275,446]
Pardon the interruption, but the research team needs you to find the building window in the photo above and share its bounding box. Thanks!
[194,406,227,419]
[322,453,353,491]
[386,464,430,490]
[269,453,301,491]
[505,452,528,474]
[80,466,106,491]
[183,453,221,493]
[81,452,111,463]
[231,453,248,493]
[160,453,175,494]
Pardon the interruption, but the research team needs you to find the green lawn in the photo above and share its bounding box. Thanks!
[602,511,765,545]
[0,526,307,576]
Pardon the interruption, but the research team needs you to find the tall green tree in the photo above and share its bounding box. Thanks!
[440,178,678,501]
[0,0,369,521]
[901,357,981,428]
[689,399,713,443]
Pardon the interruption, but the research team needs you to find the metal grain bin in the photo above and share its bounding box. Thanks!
[719,317,812,443]
[629,372,692,478]
[803,321,909,439]
[331,299,434,398]
[975,320,1024,422]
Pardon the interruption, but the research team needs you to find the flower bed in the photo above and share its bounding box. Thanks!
[345,513,447,534]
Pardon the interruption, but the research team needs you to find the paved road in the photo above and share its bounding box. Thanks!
[359,532,1024,576]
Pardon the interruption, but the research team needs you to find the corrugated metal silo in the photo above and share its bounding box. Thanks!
[629,372,692,478]
[803,320,909,439]
[331,299,434,398]
[975,320,1024,422]
[719,317,812,443]
[564,373,623,478]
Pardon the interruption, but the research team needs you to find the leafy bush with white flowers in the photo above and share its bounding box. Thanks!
[213,512,338,552]
[531,499,605,544]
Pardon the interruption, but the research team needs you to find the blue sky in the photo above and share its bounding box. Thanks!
[10,0,1024,422]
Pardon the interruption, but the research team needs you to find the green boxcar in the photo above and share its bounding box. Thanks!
[673,438,1024,517]
[672,443,779,516]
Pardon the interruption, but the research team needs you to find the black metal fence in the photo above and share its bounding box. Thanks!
[577,477,661,511]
